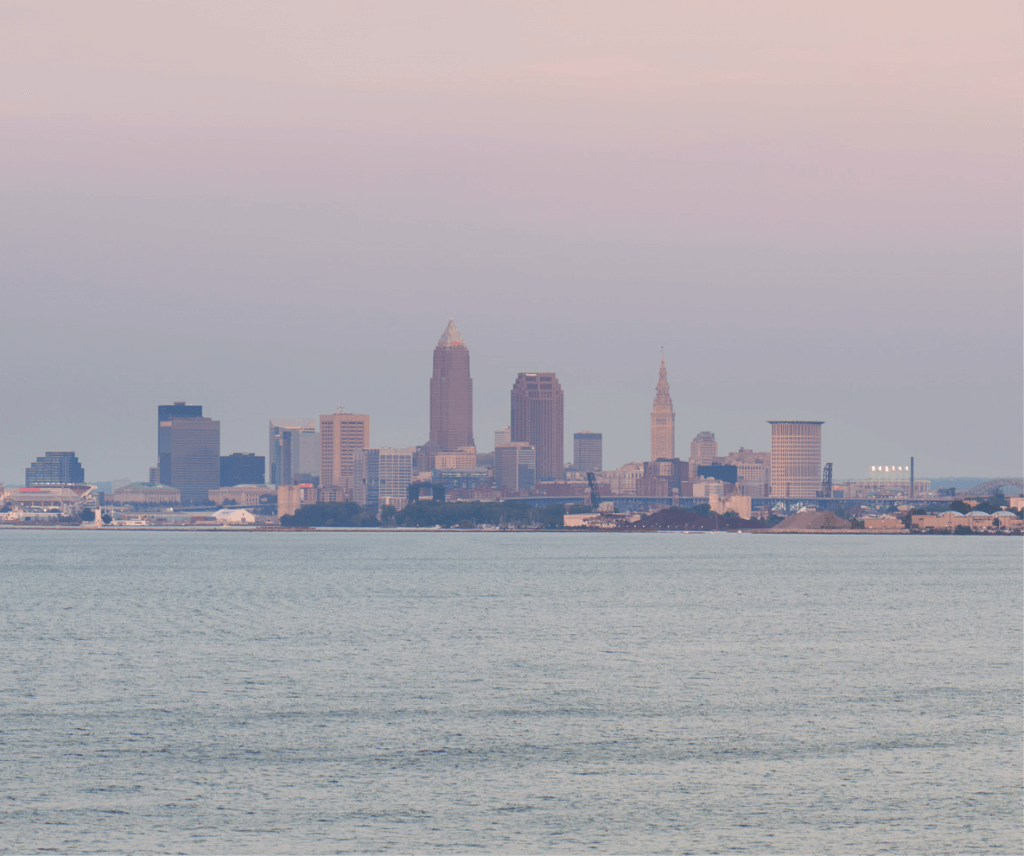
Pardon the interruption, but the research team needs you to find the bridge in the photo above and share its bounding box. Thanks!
[960,478,1023,497]
[506,495,957,514]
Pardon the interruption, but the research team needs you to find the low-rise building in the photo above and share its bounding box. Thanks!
[208,484,277,506]
[564,512,642,529]
[210,508,257,525]
[2,484,97,519]
[278,483,318,518]
[433,448,478,469]
[910,510,1021,532]
[110,484,182,505]
[862,515,906,530]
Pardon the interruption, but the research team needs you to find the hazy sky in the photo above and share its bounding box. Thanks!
[2,1,1021,485]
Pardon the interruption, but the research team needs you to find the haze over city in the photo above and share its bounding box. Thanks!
[2,1,1020,485]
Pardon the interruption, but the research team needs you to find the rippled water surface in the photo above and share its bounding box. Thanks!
[1,530,1020,854]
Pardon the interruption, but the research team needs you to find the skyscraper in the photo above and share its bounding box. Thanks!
[352,447,414,512]
[219,453,265,486]
[573,432,603,472]
[768,421,824,498]
[429,318,475,452]
[25,451,85,485]
[689,431,718,480]
[650,357,675,461]
[320,410,370,499]
[268,419,319,485]
[510,372,564,481]
[494,442,536,492]
[158,403,220,504]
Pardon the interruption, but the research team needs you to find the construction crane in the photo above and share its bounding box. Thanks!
[586,471,601,510]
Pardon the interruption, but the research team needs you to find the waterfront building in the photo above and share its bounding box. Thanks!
[277,483,317,518]
[510,372,564,481]
[353,447,415,512]
[3,484,96,519]
[768,421,824,498]
[833,468,931,500]
[573,431,603,472]
[268,419,319,485]
[650,358,675,461]
[319,410,370,499]
[688,431,718,481]
[429,318,475,452]
[110,483,181,505]
[208,485,277,506]
[494,442,536,493]
[25,451,85,485]
[220,453,265,486]
[158,412,221,504]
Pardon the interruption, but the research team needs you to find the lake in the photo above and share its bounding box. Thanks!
[1,530,1020,854]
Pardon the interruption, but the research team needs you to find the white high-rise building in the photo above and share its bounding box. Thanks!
[769,421,824,498]
[353,447,415,511]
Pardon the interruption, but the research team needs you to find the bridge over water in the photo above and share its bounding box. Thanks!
[510,495,960,514]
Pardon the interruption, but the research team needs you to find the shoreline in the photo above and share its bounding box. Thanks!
[0,525,1017,536]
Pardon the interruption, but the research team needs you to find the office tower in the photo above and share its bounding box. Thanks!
[724,448,771,497]
[25,451,85,485]
[510,372,564,481]
[494,426,512,448]
[158,406,220,504]
[352,447,414,512]
[220,453,265,487]
[159,401,203,421]
[689,431,718,481]
[494,443,536,492]
[768,421,824,498]
[573,432,603,472]
[268,419,319,485]
[650,358,675,461]
[429,318,475,451]
[320,410,370,499]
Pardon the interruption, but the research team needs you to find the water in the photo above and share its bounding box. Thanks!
[1,530,1020,854]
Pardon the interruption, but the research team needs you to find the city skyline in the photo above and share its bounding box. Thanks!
[1,2,1020,484]
[3,332,1021,488]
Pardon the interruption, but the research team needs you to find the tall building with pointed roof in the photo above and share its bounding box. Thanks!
[429,318,475,452]
[650,357,675,461]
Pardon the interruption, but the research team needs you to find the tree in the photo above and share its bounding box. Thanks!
[101,513,112,524]
[380,504,397,525]
[80,508,95,522]
[280,501,379,528]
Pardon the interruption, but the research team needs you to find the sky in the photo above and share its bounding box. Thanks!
[1,0,1021,485]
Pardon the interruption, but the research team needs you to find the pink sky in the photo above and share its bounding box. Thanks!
[1,1,1020,480]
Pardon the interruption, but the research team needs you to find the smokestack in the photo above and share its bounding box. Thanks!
[910,456,914,499]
